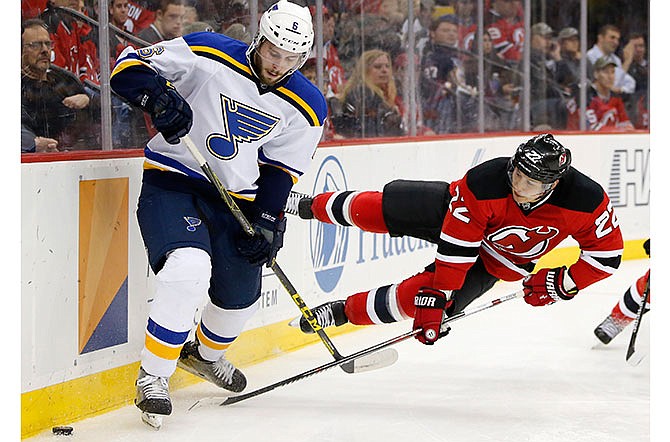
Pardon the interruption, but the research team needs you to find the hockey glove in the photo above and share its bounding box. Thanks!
[139,76,193,144]
[236,211,287,267]
[413,287,453,345]
[523,266,578,307]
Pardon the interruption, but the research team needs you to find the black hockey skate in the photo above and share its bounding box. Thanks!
[290,300,349,333]
[594,315,627,344]
[177,341,247,392]
[297,197,314,219]
[135,367,172,416]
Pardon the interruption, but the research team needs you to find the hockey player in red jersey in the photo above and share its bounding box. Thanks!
[292,134,623,345]
[594,239,649,344]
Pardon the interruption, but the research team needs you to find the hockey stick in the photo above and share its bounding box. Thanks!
[625,276,650,365]
[216,290,524,406]
[181,135,397,374]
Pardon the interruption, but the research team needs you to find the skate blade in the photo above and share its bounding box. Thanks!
[141,412,163,430]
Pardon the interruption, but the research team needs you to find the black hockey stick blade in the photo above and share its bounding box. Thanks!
[625,276,650,364]
[220,290,523,406]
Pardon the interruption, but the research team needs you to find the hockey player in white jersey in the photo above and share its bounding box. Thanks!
[110,0,326,425]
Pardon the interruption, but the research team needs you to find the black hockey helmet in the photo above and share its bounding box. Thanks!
[509,134,572,184]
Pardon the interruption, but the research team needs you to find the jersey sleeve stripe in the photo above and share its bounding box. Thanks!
[275,86,321,127]
[435,253,478,264]
[110,57,154,78]
[439,231,482,248]
[144,147,207,180]
[189,44,252,76]
[579,253,622,274]
[257,149,303,177]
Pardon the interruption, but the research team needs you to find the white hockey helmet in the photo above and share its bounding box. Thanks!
[247,0,314,78]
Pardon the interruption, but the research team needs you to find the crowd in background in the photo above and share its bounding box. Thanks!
[20,0,650,152]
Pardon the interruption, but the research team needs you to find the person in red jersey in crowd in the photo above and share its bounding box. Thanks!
[566,57,634,131]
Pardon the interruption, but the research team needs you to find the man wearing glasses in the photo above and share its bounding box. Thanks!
[21,18,90,152]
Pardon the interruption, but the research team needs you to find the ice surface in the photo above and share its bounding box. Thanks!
[25,259,659,442]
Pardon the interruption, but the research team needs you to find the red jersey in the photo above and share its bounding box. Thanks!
[21,0,47,19]
[459,22,477,52]
[566,88,632,131]
[486,11,524,62]
[324,41,345,96]
[41,8,100,84]
[127,1,156,34]
[432,158,623,291]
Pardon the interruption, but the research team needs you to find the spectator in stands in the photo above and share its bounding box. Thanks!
[21,19,91,152]
[586,24,635,95]
[110,0,134,33]
[528,22,566,129]
[455,0,476,51]
[300,54,343,140]
[378,0,405,31]
[393,51,435,135]
[109,0,136,61]
[464,29,520,131]
[40,0,100,84]
[183,2,198,28]
[401,0,434,56]
[566,57,634,132]
[554,26,589,92]
[337,5,403,75]
[332,49,405,138]
[420,14,477,134]
[218,0,252,36]
[222,22,251,43]
[309,5,346,96]
[621,32,649,129]
[127,1,159,34]
[485,0,524,63]
[137,0,185,44]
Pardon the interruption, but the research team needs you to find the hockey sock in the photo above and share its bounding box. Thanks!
[611,270,650,323]
[344,270,435,325]
[196,299,260,362]
[311,191,388,233]
[142,247,211,377]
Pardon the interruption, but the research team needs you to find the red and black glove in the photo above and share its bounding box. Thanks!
[523,266,578,307]
[413,287,453,345]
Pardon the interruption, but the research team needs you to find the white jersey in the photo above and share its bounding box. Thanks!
[112,32,327,200]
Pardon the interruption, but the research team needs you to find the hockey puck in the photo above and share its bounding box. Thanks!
[52,426,73,436]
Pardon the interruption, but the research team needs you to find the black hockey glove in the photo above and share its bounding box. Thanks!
[139,76,193,144]
[236,211,287,267]
[413,287,453,345]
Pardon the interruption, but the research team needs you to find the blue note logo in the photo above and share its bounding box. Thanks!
[309,156,349,293]
[184,216,202,232]
[206,95,279,160]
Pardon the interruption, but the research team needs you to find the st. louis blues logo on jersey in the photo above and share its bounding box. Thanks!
[206,94,280,160]
[184,216,202,232]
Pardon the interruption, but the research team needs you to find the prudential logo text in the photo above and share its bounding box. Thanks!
[309,156,349,293]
